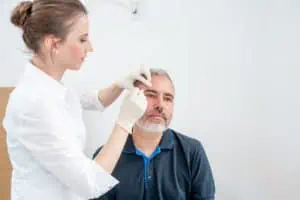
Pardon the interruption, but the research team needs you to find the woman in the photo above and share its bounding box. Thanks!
[3,0,151,200]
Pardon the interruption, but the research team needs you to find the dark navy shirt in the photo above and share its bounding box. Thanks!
[92,129,215,200]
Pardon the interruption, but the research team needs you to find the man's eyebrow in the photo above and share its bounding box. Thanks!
[164,93,174,99]
[144,89,174,98]
[144,89,158,93]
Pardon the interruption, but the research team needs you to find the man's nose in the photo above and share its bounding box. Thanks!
[154,105,163,113]
[154,96,164,112]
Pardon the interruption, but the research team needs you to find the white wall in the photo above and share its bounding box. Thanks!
[1,0,299,199]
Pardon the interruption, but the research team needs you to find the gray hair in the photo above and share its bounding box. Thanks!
[150,68,174,86]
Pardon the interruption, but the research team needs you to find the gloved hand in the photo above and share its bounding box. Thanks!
[80,0,87,6]
[116,65,152,90]
[117,88,147,133]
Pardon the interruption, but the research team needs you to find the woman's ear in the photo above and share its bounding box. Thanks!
[52,37,62,53]
[43,34,61,54]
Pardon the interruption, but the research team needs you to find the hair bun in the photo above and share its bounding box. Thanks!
[11,1,33,29]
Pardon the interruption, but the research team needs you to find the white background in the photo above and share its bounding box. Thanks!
[1,0,299,199]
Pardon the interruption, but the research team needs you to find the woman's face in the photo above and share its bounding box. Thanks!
[55,14,93,71]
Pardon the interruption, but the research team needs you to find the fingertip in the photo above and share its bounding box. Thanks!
[146,80,152,87]
[138,88,145,93]
[146,74,151,83]
[131,87,139,92]
[141,65,151,81]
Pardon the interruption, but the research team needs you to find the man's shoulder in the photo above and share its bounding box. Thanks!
[171,129,202,146]
[170,129,206,154]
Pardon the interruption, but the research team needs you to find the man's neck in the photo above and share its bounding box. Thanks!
[132,126,163,157]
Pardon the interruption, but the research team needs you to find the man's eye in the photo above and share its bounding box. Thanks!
[80,39,87,43]
[165,97,173,102]
[146,94,156,98]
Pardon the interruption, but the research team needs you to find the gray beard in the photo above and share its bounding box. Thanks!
[136,119,167,133]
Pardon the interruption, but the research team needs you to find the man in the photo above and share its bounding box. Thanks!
[93,68,215,200]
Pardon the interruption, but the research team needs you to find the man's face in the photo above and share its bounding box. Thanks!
[135,75,175,133]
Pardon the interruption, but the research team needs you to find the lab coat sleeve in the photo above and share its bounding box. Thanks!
[79,90,105,111]
[15,100,118,199]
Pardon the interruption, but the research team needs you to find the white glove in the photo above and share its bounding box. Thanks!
[80,0,87,6]
[117,88,147,133]
[116,65,152,90]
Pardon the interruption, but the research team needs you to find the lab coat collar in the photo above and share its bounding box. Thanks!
[22,61,68,98]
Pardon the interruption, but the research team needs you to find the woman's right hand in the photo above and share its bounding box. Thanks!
[116,88,147,133]
[116,65,152,90]
[94,88,147,173]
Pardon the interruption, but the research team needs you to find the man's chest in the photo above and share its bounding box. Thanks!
[109,152,191,200]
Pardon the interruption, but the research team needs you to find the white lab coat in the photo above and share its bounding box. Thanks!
[3,62,119,200]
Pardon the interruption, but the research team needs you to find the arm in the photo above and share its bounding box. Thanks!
[94,124,127,173]
[98,83,124,108]
[12,87,146,199]
[97,65,152,108]
[190,142,216,200]
[94,88,147,173]
[78,83,123,111]
[91,149,118,200]
[80,66,152,111]
[14,100,118,199]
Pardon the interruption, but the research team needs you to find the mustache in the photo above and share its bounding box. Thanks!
[146,111,167,121]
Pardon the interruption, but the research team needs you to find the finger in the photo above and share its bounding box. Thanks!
[129,87,139,94]
[134,88,147,107]
[137,88,145,96]
[125,83,134,90]
[134,88,145,96]
[134,75,152,87]
[131,87,145,97]
[80,0,87,6]
[140,65,152,83]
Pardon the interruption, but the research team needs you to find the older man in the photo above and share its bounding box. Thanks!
[93,68,215,200]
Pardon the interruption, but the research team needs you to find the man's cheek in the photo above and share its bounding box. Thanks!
[146,103,154,112]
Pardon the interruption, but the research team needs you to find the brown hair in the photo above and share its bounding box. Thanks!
[10,0,88,54]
